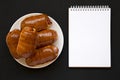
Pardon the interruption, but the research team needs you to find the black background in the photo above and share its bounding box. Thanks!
[0,0,120,80]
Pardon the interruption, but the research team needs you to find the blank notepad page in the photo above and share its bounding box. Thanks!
[69,6,111,67]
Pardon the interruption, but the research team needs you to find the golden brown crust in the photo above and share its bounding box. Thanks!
[16,27,36,58]
[21,14,52,31]
[25,45,59,66]
[6,29,21,59]
[36,29,58,48]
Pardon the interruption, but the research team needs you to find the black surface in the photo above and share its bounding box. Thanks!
[0,0,120,80]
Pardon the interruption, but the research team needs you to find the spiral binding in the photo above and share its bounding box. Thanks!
[69,5,110,11]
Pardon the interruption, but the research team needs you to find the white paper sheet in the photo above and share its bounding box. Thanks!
[69,6,111,67]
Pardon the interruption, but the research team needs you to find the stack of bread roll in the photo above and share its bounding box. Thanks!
[6,14,59,66]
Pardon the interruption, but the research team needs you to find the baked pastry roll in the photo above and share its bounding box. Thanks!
[6,29,21,59]
[21,14,52,31]
[16,27,36,58]
[36,29,58,48]
[25,45,58,66]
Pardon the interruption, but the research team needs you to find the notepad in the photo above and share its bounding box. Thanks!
[69,6,111,67]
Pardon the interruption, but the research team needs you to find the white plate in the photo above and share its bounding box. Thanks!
[10,13,64,69]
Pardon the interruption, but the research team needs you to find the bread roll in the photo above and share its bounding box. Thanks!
[36,29,58,48]
[16,27,36,58]
[6,29,21,59]
[25,45,58,66]
[21,14,52,31]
